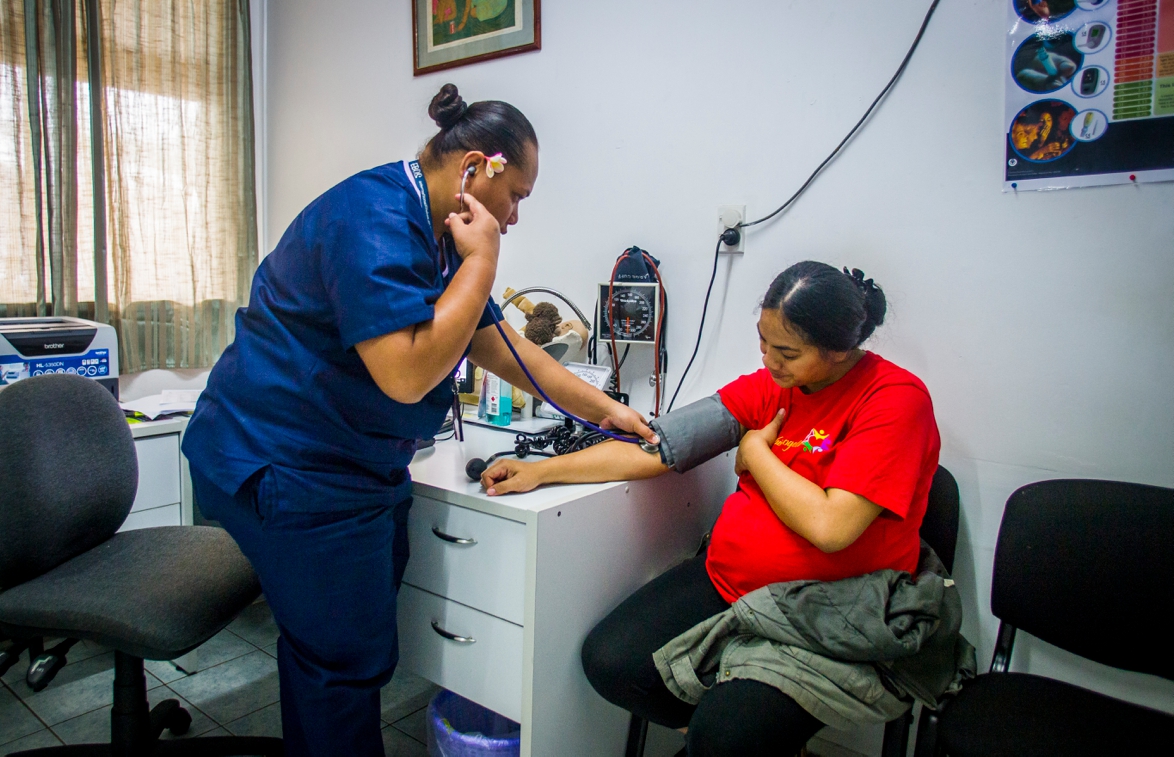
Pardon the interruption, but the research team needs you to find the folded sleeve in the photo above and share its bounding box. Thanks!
[822,384,938,519]
[317,174,440,350]
[717,369,784,431]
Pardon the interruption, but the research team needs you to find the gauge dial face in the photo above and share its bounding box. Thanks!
[607,288,654,340]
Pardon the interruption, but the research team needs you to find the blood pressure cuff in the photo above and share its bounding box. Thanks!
[648,394,742,473]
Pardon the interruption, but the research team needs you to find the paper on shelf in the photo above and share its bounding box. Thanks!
[120,390,201,420]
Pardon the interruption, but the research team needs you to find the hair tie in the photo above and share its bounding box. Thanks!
[843,267,874,293]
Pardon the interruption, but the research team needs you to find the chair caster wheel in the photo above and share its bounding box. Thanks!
[26,653,66,692]
[152,698,193,737]
[168,707,193,736]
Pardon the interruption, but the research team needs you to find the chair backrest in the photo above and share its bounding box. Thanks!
[0,374,138,588]
[921,466,960,574]
[992,478,1174,681]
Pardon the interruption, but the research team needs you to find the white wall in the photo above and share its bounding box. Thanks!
[262,0,1174,751]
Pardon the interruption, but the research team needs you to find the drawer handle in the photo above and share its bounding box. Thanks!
[431,620,476,644]
[432,526,476,545]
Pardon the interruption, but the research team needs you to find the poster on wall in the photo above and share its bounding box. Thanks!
[1004,0,1174,190]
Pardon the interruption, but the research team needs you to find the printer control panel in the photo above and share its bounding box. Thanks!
[0,348,110,384]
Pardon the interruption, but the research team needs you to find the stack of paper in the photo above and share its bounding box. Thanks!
[120,389,202,420]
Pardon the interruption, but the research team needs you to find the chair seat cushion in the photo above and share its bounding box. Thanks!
[0,526,260,660]
[939,672,1174,756]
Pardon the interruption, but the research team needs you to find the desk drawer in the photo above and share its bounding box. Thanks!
[132,435,181,513]
[397,584,523,723]
[403,496,526,624]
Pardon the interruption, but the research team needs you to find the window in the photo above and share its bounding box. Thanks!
[0,0,257,371]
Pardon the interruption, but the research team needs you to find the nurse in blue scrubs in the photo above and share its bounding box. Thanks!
[182,83,655,756]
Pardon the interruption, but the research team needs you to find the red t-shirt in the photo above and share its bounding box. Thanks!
[706,352,940,603]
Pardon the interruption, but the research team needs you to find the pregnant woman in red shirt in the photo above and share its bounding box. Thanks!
[481,261,941,756]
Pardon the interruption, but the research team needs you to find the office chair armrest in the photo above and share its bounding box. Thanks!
[989,621,1017,674]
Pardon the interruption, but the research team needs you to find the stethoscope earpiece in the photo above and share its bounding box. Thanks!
[459,165,476,212]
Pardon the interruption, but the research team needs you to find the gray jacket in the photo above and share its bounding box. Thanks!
[652,543,976,730]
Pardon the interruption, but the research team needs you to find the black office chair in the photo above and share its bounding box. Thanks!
[913,479,1174,756]
[623,465,961,757]
[877,465,960,757]
[0,374,282,756]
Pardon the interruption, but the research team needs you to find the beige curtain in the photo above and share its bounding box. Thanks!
[0,0,91,318]
[0,2,39,314]
[0,0,257,372]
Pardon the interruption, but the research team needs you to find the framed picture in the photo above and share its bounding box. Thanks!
[413,0,541,76]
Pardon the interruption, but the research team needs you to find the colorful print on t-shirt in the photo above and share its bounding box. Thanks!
[801,428,832,453]
[772,428,834,454]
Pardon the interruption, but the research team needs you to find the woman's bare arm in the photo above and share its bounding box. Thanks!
[355,193,499,404]
[480,439,668,495]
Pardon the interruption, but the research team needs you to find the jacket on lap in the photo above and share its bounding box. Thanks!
[652,543,976,729]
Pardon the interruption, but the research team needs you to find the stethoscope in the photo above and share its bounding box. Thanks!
[456,163,649,450]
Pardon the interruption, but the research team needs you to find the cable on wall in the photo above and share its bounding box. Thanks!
[666,0,941,413]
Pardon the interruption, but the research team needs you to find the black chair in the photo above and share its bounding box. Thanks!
[876,466,960,757]
[623,465,961,757]
[0,374,282,757]
[913,479,1174,756]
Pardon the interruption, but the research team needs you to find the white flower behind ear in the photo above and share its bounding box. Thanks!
[486,153,507,178]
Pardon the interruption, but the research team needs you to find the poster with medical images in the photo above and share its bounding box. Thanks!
[1004,0,1174,191]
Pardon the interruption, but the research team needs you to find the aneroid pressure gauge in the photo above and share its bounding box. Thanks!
[598,283,660,344]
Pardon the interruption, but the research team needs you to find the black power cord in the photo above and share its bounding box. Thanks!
[741,0,940,230]
[667,0,940,412]
[667,237,723,413]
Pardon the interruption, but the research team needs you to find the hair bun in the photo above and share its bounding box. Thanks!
[842,266,886,341]
[428,83,468,130]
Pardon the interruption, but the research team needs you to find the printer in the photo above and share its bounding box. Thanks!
[0,317,119,398]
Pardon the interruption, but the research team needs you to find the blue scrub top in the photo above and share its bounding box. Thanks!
[183,161,501,512]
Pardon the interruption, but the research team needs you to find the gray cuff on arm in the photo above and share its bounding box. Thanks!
[649,394,743,473]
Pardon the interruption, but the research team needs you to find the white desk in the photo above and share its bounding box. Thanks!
[403,423,734,756]
[121,417,193,532]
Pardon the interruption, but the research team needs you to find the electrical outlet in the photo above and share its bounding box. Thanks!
[718,205,745,254]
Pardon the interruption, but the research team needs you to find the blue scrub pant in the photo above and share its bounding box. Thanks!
[191,467,411,757]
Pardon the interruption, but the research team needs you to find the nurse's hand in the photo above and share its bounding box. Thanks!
[599,403,658,445]
[482,458,545,496]
[446,192,500,264]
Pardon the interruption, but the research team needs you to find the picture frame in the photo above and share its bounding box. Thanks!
[413,0,541,76]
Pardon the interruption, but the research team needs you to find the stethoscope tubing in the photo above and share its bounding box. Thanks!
[453,161,640,446]
[486,309,642,445]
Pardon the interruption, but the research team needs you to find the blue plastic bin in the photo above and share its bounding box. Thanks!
[427,690,521,757]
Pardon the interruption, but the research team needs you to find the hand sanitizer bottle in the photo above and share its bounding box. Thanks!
[486,373,512,427]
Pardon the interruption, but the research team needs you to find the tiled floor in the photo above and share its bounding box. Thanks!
[1,601,436,756]
[1,600,868,757]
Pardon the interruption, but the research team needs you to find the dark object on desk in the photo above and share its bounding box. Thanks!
[624,465,961,757]
[465,449,556,482]
[464,420,604,481]
[914,478,1174,757]
[0,373,283,756]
